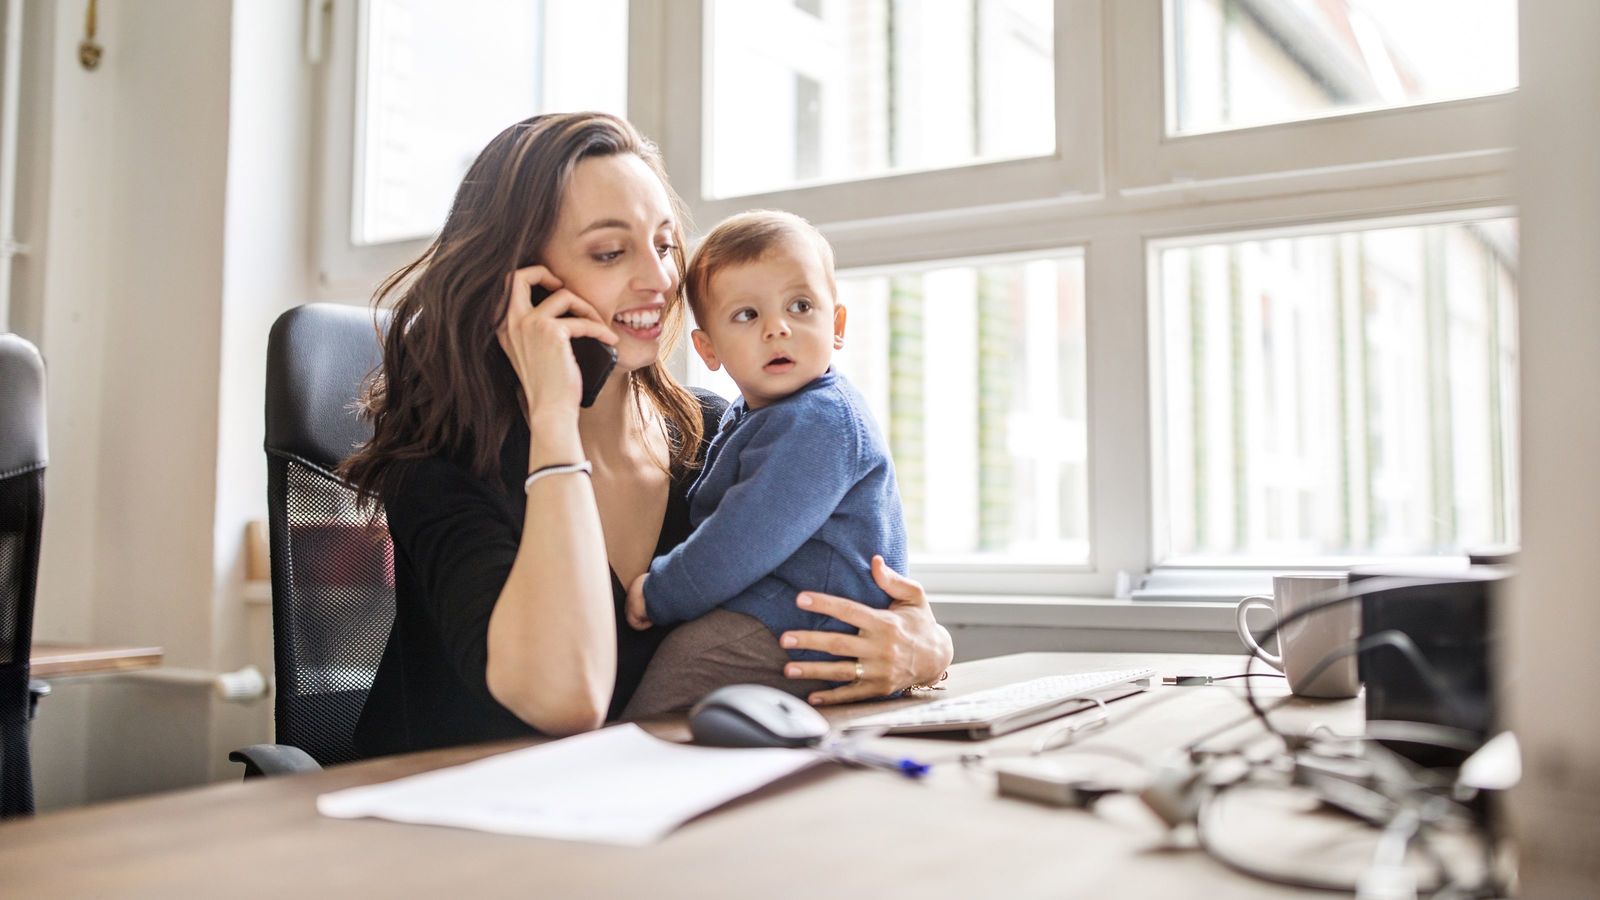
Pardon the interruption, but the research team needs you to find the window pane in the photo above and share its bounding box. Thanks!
[1153,218,1519,560]
[1166,0,1518,135]
[356,0,627,245]
[688,253,1089,564]
[705,0,1055,198]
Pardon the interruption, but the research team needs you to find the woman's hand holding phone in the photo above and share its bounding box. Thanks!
[497,264,617,422]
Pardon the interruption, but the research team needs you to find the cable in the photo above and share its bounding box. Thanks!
[1089,675,1294,749]
[952,742,1148,770]
[1195,775,1480,897]
[1163,672,1287,685]
[1238,575,1480,749]
[1297,631,1477,727]
[944,698,1146,767]
[1182,694,1299,755]
[1196,781,1382,892]
[1031,697,1109,753]
[948,679,1283,770]
[1248,635,1480,761]
[1356,806,1422,899]
[1308,721,1485,755]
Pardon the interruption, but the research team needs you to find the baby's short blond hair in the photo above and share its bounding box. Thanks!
[685,210,837,322]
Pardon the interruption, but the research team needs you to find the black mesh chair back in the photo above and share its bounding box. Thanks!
[0,334,46,817]
[265,304,393,766]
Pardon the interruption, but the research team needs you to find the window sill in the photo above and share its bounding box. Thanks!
[929,593,1259,634]
[239,579,1253,633]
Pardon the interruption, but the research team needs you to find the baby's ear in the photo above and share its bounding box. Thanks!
[691,329,721,371]
[832,304,848,349]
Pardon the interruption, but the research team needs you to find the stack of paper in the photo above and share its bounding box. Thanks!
[317,724,821,846]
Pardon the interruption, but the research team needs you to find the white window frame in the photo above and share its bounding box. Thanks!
[313,0,409,299]
[1115,0,1516,191]
[652,0,1104,230]
[309,0,670,299]
[312,0,1518,607]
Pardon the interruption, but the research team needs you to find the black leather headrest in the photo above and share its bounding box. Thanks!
[265,304,391,470]
[0,333,47,475]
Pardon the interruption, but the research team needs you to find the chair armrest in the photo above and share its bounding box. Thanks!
[27,679,50,720]
[229,743,323,779]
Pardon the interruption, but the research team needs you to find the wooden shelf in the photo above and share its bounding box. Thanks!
[30,643,164,678]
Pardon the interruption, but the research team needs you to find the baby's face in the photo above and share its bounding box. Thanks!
[692,237,846,409]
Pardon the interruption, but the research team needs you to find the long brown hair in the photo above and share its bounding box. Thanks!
[340,112,704,504]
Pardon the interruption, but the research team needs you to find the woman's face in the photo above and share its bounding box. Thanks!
[542,153,681,375]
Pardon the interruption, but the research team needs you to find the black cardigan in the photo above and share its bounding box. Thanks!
[354,390,725,758]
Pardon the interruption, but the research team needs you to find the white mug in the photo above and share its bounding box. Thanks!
[1235,574,1359,699]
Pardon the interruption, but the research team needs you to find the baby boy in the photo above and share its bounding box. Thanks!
[621,209,907,718]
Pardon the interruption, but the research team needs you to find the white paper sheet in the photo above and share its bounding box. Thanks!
[316,724,821,846]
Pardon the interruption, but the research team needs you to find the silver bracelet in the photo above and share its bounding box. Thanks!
[523,460,593,494]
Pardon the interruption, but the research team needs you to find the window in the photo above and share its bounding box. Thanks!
[1151,216,1519,563]
[1166,0,1518,135]
[1116,0,1516,187]
[704,0,1055,197]
[355,0,627,244]
[318,0,1520,599]
[315,0,629,290]
[662,0,1099,230]
[691,251,1089,567]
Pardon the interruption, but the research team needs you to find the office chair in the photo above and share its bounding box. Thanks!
[0,334,47,817]
[231,304,394,777]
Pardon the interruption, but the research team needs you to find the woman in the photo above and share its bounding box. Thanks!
[342,112,952,757]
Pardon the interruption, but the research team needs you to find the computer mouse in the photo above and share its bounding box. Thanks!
[688,684,830,749]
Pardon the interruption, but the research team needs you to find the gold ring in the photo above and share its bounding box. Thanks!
[853,660,866,682]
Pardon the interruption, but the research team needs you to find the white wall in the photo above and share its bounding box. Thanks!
[1507,1,1600,893]
[20,0,308,808]
[28,0,110,646]
[24,0,125,809]
[209,0,315,780]
[30,0,233,804]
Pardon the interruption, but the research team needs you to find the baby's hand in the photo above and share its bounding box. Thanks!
[625,573,653,631]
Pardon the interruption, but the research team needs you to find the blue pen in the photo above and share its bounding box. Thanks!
[825,744,932,779]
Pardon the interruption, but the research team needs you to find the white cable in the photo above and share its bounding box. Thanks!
[1356,808,1421,900]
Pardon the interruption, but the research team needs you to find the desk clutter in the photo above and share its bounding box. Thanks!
[964,561,1514,897]
[314,632,1512,896]
[2,651,1518,897]
[315,672,1161,845]
[309,556,1513,896]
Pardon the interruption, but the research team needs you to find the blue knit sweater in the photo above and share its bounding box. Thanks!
[643,369,908,662]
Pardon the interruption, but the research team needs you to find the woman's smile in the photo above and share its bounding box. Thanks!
[612,305,664,340]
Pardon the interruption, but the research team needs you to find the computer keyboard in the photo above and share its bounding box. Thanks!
[843,667,1156,739]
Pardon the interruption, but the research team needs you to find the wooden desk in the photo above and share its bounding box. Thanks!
[29,642,164,679]
[0,652,1385,898]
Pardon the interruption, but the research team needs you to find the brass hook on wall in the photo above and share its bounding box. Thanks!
[78,0,102,70]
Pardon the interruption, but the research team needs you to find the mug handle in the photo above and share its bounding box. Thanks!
[1235,596,1285,670]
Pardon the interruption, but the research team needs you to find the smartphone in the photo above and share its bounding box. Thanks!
[529,285,617,408]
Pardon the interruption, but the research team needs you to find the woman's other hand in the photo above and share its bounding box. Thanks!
[625,573,653,631]
[778,555,954,705]
[497,264,618,419]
